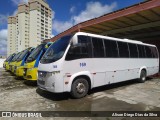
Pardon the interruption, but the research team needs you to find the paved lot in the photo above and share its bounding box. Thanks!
[0,68,160,120]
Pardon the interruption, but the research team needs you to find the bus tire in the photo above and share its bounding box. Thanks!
[138,70,146,83]
[71,78,89,99]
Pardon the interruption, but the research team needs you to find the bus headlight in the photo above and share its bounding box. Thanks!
[28,68,34,71]
[52,71,60,75]
[38,71,47,78]
[38,71,60,78]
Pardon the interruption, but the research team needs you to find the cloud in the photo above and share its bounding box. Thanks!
[0,9,18,26]
[0,14,9,26]
[12,9,18,16]
[0,29,8,56]
[70,6,76,13]
[52,10,55,19]
[53,1,117,34]
[73,1,117,24]
[0,29,7,40]
[11,0,28,5]
[53,20,73,33]
[51,34,54,38]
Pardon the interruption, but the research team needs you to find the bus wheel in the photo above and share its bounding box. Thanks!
[71,78,89,99]
[138,70,146,83]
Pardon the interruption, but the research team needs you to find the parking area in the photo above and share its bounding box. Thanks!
[0,68,160,120]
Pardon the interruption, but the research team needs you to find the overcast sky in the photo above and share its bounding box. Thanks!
[0,0,143,56]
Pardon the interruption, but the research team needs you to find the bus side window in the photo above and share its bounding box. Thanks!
[104,39,118,58]
[137,45,146,58]
[65,35,90,60]
[117,41,129,58]
[91,37,105,58]
[78,35,92,58]
[128,43,138,58]
[145,46,153,58]
[151,47,158,58]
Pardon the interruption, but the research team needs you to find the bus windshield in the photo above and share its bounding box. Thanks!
[16,49,28,62]
[40,35,72,64]
[26,44,45,63]
[6,55,12,62]
[11,52,21,62]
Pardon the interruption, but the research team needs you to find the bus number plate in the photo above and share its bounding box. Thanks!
[80,63,86,67]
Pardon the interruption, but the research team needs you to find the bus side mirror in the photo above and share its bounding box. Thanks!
[69,43,78,54]
[71,43,81,48]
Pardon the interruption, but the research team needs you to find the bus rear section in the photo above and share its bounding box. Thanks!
[15,47,35,77]
[37,32,159,99]
[23,42,52,81]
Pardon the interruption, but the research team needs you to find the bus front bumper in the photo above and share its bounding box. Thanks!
[6,64,10,71]
[5,63,9,70]
[11,65,15,73]
[9,65,12,72]
[24,68,38,81]
[37,71,64,93]
[16,66,24,77]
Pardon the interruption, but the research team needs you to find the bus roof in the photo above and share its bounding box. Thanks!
[75,32,156,47]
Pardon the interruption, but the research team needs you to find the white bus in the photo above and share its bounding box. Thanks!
[38,32,159,98]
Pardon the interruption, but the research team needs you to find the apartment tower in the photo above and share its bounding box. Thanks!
[7,0,52,56]
[7,17,16,55]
